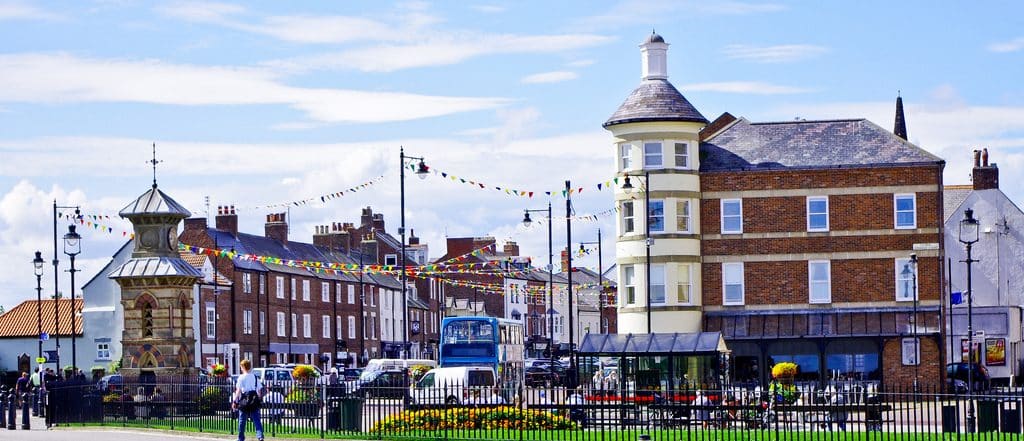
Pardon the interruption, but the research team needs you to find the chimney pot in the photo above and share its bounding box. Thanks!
[974,150,981,168]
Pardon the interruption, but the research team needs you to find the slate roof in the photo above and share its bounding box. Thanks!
[119,186,191,218]
[700,118,943,171]
[604,79,708,127]
[181,251,233,286]
[0,299,83,338]
[944,185,973,222]
[109,256,204,279]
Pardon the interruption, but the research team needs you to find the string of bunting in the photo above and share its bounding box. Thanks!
[411,162,628,199]
[239,174,387,210]
[59,212,136,238]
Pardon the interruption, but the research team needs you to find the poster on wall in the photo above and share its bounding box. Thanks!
[961,339,981,363]
[986,338,1006,366]
[901,338,920,365]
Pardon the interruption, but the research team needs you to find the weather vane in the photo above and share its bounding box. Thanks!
[148,142,163,189]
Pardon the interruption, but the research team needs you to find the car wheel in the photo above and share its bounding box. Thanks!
[445,396,459,406]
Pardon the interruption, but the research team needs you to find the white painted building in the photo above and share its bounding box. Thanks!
[605,33,706,334]
[80,239,132,372]
[945,151,1024,383]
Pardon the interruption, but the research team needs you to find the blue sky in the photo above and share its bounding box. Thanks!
[1,1,1022,310]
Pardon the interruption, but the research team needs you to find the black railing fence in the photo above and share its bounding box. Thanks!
[43,379,1024,440]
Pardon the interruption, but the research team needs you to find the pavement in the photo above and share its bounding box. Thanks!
[0,428,241,440]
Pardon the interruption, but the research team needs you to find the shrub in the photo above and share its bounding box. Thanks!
[409,365,431,382]
[102,392,122,404]
[291,364,318,380]
[210,363,228,378]
[197,385,228,415]
[771,362,798,379]
[371,406,577,432]
[285,388,317,404]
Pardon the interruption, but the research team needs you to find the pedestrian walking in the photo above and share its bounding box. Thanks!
[232,359,265,441]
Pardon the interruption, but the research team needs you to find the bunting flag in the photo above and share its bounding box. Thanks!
[411,162,628,199]
[239,174,387,211]
[59,212,135,239]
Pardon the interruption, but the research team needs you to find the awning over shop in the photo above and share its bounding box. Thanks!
[578,332,727,356]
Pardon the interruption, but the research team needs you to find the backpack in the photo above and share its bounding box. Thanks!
[238,376,263,412]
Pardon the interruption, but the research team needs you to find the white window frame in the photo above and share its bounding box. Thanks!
[348,285,355,304]
[622,201,635,234]
[722,262,745,305]
[348,316,356,339]
[336,282,343,303]
[322,315,331,338]
[275,276,284,299]
[677,263,692,304]
[619,143,632,170]
[337,315,344,340]
[302,313,311,338]
[302,280,311,301]
[648,199,665,233]
[205,306,216,339]
[97,343,111,360]
[894,194,917,229]
[276,312,285,337]
[259,274,266,295]
[291,313,297,337]
[643,142,663,169]
[895,257,918,301]
[290,278,296,300]
[242,273,252,294]
[807,196,830,232]
[676,200,691,233]
[721,199,743,234]
[259,311,266,336]
[623,265,636,305]
[384,254,398,266]
[673,142,689,169]
[321,282,330,302]
[808,260,832,304]
[243,309,253,335]
[650,264,666,304]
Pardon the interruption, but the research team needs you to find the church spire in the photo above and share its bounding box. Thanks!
[894,92,908,140]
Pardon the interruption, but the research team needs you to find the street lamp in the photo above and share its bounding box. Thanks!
[63,224,82,372]
[578,230,604,333]
[33,251,45,361]
[902,253,920,389]
[52,204,80,372]
[621,172,654,333]
[564,180,577,385]
[959,208,980,433]
[400,147,428,359]
[523,202,554,365]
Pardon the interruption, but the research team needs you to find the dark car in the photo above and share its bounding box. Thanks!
[946,363,991,391]
[342,368,363,381]
[355,369,409,398]
[525,366,560,387]
[97,373,123,394]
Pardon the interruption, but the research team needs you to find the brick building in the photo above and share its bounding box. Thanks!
[607,33,946,388]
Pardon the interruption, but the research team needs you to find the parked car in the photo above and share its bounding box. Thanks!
[350,369,409,399]
[409,366,497,407]
[251,367,298,392]
[946,363,991,391]
[342,368,363,381]
[525,366,560,387]
[97,373,123,394]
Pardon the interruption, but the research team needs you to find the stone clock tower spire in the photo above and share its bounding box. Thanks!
[109,178,202,381]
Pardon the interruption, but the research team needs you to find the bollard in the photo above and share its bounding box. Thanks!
[21,393,30,430]
[7,392,15,430]
[0,389,7,429]
[32,389,38,417]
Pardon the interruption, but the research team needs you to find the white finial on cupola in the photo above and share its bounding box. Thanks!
[641,31,668,81]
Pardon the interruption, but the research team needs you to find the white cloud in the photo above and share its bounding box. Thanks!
[471,4,507,14]
[0,1,62,21]
[521,71,579,84]
[723,44,828,63]
[987,37,1024,53]
[269,34,613,73]
[0,53,508,123]
[566,59,595,68]
[682,81,813,95]
[573,0,783,31]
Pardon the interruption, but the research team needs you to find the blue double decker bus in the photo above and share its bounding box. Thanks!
[440,316,525,390]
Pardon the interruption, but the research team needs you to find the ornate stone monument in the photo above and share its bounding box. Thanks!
[109,181,202,382]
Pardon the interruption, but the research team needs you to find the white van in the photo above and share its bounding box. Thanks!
[409,366,497,407]
[360,359,436,380]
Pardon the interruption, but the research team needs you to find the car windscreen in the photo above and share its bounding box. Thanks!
[468,370,494,387]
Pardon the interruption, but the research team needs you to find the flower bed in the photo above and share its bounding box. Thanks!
[371,406,577,431]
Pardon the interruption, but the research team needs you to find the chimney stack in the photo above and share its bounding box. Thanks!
[503,241,520,257]
[265,212,288,244]
[184,216,207,232]
[360,207,373,228]
[361,232,378,264]
[216,205,238,236]
[972,148,999,190]
[408,229,420,246]
[372,213,385,232]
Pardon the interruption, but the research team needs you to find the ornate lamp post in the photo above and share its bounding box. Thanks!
[52,204,79,372]
[523,202,554,365]
[33,252,45,360]
[578,230,604,333]
[959,208,980,433]
[621,172,653,333]
[63,224,82,372]
[399,147,429,359]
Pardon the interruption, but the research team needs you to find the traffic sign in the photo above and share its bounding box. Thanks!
[40,332,49,341]
[35,357,46,364]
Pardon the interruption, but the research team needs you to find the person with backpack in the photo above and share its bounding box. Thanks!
[232,359,265,441]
